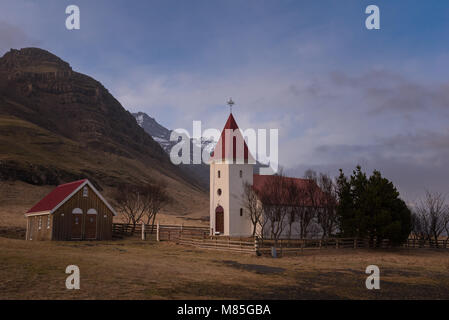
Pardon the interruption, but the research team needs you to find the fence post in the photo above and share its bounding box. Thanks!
[254,236,259,255]
[141,222,145,241]
[156,222,160,242]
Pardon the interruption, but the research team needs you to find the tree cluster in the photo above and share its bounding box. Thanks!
[412,191,449,247]
[113,182,171,233]
[243,164,447,247]
[336,166,412,245]
[242,169,338,243]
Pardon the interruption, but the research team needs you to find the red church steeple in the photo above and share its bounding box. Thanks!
[210,110,254,164]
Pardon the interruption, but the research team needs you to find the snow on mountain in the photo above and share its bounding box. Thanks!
[132,112,216,160]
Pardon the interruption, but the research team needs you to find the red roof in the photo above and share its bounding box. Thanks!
[210,113,253,163]
[26,179,87,213]
[252,174,324,206]
[253,174,309,191]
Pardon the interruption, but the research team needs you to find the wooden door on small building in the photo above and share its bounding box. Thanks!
[71,208,83,240]
[215,206,224,233]
[85,209,97,239]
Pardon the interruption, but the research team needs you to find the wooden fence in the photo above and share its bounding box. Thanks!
[179,236,255,254]
[402,238,449,249]
[176,236,449,255]
[112,223,209,240]
[112,223,449,255]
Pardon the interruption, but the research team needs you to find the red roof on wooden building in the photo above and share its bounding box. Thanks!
[252,174,325,207]
[26,179,87,213]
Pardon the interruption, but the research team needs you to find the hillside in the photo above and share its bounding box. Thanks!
[0,48,208,218]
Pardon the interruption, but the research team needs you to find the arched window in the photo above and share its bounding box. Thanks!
[217,188,222,196]
[218,170,221,178]
[239,170,242,178]
[82,186,88,197]
[240,208,243,216]
[87,208,97,215]
[72,208,83,214]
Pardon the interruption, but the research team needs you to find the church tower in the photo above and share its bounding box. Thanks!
[209,105,255,236]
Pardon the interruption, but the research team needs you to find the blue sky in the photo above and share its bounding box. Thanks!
[1,1,449,202]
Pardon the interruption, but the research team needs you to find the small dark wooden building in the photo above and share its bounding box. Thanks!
[25,179,116,241]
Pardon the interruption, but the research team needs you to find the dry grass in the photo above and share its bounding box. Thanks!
[0,235,449,300]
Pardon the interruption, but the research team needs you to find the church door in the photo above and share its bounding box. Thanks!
[215,206,224,234]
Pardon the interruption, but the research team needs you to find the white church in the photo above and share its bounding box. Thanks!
[209,110,321,237]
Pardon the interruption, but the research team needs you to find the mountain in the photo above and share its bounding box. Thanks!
[134,112,173,153]
[135,112,171,141]
[132,112,215,187]
[0,47,207,212]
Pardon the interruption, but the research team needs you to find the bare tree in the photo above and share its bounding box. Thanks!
[414,191,449,247]
[242,181,264,237]
[142,182,171,234]
[259,170,290,245]
[316,173,338,239]
[256,204,270,241]
[296,170,321,238]
[113,184,148,233]
[411,211,425,240]
[288,179,309,239]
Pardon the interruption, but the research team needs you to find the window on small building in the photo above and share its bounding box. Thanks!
[239,170,242,178]
[218,170,221,178]
[217,188,222,196]
[240,208,243,216]
[47,216,51,229]
[38,216,42,230]
[83,186,88,197]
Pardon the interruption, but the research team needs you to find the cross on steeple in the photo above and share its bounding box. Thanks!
[227,98,235,114]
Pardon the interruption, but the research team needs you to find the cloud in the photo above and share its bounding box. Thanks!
[0,21,40,55]
[109,66,449,202]
[329,70,449,116]
[287,130,449,202]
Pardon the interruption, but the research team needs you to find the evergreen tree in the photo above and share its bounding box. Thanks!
[336,166,411,245]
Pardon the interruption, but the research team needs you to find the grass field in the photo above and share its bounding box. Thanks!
[1,182,449,300]
[1,235,449,300]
